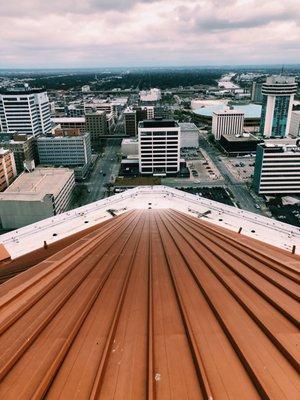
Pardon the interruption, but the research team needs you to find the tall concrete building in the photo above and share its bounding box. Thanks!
[251,79,264,103]
[85,112,108,144]
[0,88,51,136]
[37,129,92,180]
[260,76,298,138]
[124,106,157,137]
[0,148,17,192]
[3,134,37,175]
[138,119,180,176]
[289,111,300,137]
[0,167,75,229]
[212,109,244,140]
[124,108,137,136]
[253,140,300,195]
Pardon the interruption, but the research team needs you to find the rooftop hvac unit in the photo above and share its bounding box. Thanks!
[23,159,35,173]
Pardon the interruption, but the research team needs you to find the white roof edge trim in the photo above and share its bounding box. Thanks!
[0,185,299,259]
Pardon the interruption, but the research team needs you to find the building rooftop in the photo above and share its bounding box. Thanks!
[139,119,178,128]
[213,108,245,116]
[178,122,199,132]
[0,87,45,95]
[0,148,10,156]
[265,75,296,85]
[52,117,85,123]
[0,186,299,260]
[222,134,260,142]
[260,139,300,153]
[0,167,74,202]
[0,209,298,399]
[194,103,262,119]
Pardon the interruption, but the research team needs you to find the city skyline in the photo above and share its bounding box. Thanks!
[0,0,299,68]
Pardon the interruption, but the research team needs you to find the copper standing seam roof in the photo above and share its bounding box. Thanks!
[0,209,299,399]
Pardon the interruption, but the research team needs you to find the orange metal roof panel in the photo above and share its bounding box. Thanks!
[0,245,10,263]
[0,209,299,399]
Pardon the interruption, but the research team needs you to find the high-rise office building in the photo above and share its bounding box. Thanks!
[251,79,264,103]
[124,108,137,136]
[253,140,300,195]
[0,88,51,136]
[289,111,300,138]
[0,148,17,191]
[37,129,92,180]
[85,112,108,144]
[212,109,244,140]
[260,76,297,138]
[138,119,180,176]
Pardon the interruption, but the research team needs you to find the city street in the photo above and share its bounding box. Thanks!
[84,139,121,203]
[198,135,265,214]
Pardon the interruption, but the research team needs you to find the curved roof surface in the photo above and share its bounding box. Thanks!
[193,103,262,119]
[0,209,299,399]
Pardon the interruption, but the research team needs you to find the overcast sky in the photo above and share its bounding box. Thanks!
[0,0,299,68]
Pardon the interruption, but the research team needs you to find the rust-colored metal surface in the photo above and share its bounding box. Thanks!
[0,209,299,399]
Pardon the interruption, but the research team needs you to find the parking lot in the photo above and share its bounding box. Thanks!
[181,148,222,182]
[221,155,255,182]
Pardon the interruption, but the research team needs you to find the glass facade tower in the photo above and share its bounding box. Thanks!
[260,76,297,138]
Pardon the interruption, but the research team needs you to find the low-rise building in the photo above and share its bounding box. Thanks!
[178,123,199,148]
[253,140,300,195]
[0,148,17,192]
[139,88,161,102]
[220,134,261,155]
[121,138,138,156]
[81,85,90,93]
[0,167,75,229]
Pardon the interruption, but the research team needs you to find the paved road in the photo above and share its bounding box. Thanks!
[84,139,120,203]
[198,135,265,214]
[83,112,124,204]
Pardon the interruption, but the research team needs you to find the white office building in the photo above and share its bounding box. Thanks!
[0,88,51,136]
[289,111,300,137]
[212,108,244,140]
[253,139,300,195]
[260,76,298,138]
[138,119,180,176]
[0,167,75,229]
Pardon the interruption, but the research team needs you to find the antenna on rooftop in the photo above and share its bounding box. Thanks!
[281,65,284,74]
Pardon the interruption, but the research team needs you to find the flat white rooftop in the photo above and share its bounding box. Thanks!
[0,186,299,259]
[0,167,74,202]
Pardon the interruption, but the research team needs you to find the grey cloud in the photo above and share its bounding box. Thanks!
[0,0,299,68]
[0,0,165,16]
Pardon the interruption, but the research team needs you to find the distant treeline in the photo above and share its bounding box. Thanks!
[28,69,222,90]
